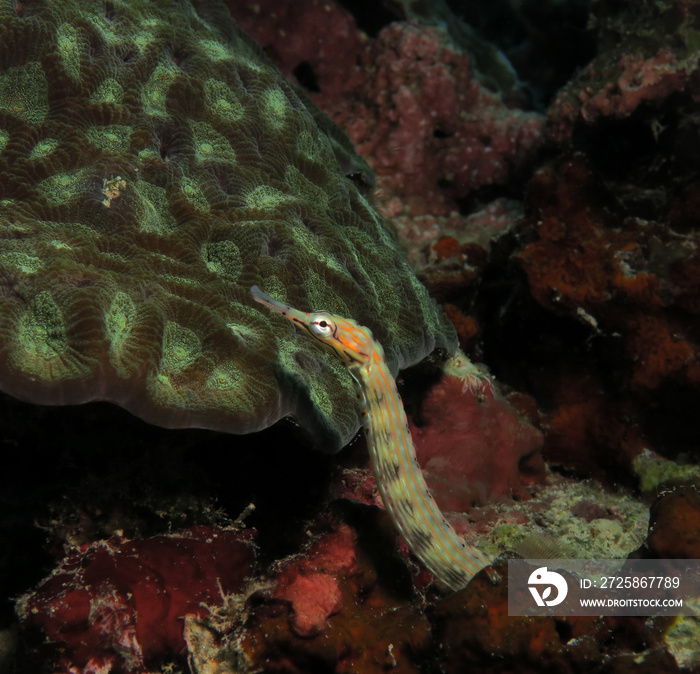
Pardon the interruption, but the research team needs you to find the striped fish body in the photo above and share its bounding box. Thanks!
[250,286,491,590]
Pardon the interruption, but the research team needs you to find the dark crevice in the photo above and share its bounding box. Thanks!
[334,0,399,37]
[292,60,321,93]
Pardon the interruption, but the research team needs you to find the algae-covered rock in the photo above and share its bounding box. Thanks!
[0,0,456,450]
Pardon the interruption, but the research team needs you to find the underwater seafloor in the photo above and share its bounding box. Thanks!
[1,0,700,672]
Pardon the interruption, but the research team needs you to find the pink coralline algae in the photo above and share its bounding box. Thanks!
[344,22,542,216]
[227,0,544,216]
[17,526,256,674]
[236,514,432,674]
[270,523,357,637]
[227,0,367,99]
[409,375,545,511]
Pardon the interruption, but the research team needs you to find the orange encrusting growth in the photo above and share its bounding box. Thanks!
[251,286,491,590]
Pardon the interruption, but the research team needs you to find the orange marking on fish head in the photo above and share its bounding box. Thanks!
[250,286,374,366]
[305,314,374,366]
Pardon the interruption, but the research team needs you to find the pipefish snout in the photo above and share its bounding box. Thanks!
[250,285,491,591]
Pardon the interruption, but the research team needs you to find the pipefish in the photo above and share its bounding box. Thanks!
[251,285,492,591]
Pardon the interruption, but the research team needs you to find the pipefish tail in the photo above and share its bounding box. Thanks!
[250,285,492,591]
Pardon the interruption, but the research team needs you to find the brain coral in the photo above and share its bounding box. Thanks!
[0,0,456,450]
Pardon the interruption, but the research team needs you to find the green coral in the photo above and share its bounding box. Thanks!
[0,0,455,450]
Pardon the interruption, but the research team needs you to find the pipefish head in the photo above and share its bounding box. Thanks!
[250,285,377,368]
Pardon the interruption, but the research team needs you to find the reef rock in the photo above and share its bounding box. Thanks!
[17,526,256,674]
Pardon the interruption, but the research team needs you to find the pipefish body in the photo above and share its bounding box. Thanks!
[250,285,492,591]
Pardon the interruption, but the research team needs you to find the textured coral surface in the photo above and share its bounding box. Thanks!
[0,0,455,451]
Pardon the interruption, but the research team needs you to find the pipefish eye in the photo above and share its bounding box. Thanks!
[309,315,334,338]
